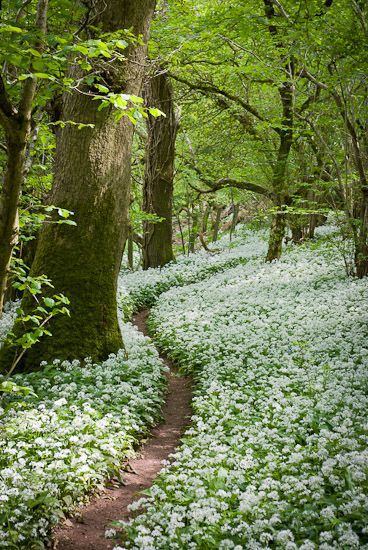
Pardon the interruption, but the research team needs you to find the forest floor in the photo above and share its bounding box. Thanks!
[1,228,367,549]
[53,310,192,550]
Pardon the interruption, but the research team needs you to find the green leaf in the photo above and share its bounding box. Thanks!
[130,94,144,104]
[28,48,42,57]
[43,297,55,308]
[18,74,33,81]
[115,39,128,49]
[33,72,56,80]
[95,84,109,93]
[0,381,37,397]
[74,45,89,55]
[57,208,70,218]
[0,25,23,33]
[56,219,77,225]
[149,107,165,118]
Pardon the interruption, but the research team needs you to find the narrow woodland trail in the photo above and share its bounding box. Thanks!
[53,310,192,550]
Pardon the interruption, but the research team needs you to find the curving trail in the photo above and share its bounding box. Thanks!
[53,310,192,550]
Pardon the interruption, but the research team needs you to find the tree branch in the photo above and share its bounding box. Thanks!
[272,0,291,20]
[300,68,328,90]
[169,72,269,125]
[0,76,17,132]
[189,177,277,202]
[18,0,49,118]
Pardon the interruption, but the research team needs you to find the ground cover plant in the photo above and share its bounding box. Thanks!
[0,323,167,549]
[120,236,368,549]
[118,230,268,318]
[0,229,267,548]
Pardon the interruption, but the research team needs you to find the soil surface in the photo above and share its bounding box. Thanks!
[53,310,192,550]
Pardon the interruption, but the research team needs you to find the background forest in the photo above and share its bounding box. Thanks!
[0,0,367,549]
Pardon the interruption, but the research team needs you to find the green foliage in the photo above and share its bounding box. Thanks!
[0,379,37,397]
[19,204,76,243]
[3,259,71,377]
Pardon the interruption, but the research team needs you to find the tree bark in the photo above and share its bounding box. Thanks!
[142,69,179,269]
[355,195,368,277]
[2,0,155,370]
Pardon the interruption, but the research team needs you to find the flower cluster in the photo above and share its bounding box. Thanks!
[118,230,268,319]
[0,300,19,347]
[121,237,368,548]
[0,324,167,548]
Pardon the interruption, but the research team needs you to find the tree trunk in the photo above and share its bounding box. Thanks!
[263,2,294,262]
[212,206,222,242]
[289,214,304,244]
[331,88,368,277]
[127,225,134,270]
[177,213,186,255]
[266,211,287,262]
[189,206,199,253]
[201,203,211,234]
[2,0,155,370]
[355,193,368,278]
[230,203,239,240]
[0,138,25,314]
[142,69,178,269]
[0,0,48,315]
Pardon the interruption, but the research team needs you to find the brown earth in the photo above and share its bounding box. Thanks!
[53,310,192,550]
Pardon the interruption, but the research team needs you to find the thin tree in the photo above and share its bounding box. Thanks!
[142,68,179,269]
[0,0,48,315]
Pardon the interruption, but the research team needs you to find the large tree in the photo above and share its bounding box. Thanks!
[3,0,156,369]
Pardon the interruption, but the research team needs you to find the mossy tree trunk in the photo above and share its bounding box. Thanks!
[2,0,155,370]
[142,69,179,269]
[289,214,305,244]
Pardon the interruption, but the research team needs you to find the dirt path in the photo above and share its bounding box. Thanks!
[53,310,192,550]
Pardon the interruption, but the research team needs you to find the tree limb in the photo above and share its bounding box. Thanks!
[0,76,17,132]
[169,72,269,125]
[189,177,277,202]
[18,0,49,118]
